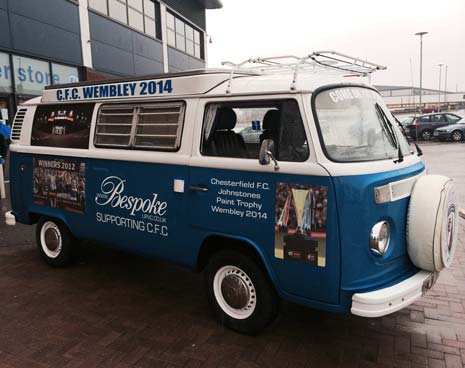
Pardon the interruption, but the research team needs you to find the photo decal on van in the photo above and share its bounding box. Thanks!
[31,103,94,149]
[275,183,327,267]
[33,158,86,214]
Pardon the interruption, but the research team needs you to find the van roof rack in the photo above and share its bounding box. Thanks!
[221,50,387,94]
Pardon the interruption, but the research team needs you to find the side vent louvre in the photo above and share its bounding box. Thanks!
[11,108,27,141]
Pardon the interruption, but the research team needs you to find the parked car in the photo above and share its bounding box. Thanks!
[434,121,465,142]
[404,113,462,140]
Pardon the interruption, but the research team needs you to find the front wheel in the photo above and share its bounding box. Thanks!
[421,130,432,140]
[451,130,463,142]
[204,250,280,335]
[36,217,75,267]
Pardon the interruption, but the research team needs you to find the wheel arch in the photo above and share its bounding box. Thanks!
[196,233,279,289]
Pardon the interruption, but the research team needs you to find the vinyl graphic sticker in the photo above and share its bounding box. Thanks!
[33,158,86,214]
[275,183,327,267]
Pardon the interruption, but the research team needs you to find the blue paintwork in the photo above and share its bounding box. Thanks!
[9,149,425,313]
[332,161,425,294]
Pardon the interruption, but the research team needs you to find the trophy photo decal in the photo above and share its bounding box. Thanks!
[275,183,327,266]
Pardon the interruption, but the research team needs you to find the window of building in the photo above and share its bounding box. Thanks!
[175,17,186,52]
[0,52,12,94]
[201,100,309,161]
[166,12,176,47]
[95,102,185,151]
[128,0,144,32]
[109,0,128,24]
[88,0,108,15]
[89,0,160,39]
[13,55,51,96]
[52,64,79,85]
[143,0,157,37]
[166,11,203,59]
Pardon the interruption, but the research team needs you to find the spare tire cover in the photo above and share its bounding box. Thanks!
[407,175,458,272]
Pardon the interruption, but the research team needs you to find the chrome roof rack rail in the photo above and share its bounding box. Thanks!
[221,51,386,94]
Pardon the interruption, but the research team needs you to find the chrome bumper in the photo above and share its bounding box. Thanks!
[351,271,436,318]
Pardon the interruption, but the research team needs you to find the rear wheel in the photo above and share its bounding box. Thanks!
[421,130,432,140]
[204,250,280,335]
[36,217,75,267]
[451,130,463,142]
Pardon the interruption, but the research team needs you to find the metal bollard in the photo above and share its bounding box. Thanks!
[0,162,5,199]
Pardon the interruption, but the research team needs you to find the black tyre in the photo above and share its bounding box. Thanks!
[204,249,280,335]
[451,130,463,142]
[36,217,75,267]
[421,130,432,140]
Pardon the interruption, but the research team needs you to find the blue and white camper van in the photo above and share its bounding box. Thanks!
[5,52,460,334]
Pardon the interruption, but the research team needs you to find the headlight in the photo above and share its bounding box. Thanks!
[370,221,391,255]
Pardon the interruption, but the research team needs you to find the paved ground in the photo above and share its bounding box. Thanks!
[0,141,464,368]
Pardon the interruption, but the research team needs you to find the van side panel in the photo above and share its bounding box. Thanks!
[12,152,194,266]
[9,152,34,224]
[189,166,341,305]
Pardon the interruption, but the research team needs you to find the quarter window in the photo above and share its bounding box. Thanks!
[201,100,309,162]
[95,102,185,151]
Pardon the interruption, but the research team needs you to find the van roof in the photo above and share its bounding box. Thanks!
[36,51,386,104]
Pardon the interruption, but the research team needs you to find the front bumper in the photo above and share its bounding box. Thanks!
[433,131,450,139]
[351,270,437,317]
[4,210,16,226]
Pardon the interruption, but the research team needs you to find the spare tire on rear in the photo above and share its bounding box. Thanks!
[407,175,458,272]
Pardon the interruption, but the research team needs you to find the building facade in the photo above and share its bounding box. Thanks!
[0,0,221,121]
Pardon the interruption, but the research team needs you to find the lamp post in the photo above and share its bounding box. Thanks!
[415,31,428,141]
[444,65,448,107]
[438,63,444,107]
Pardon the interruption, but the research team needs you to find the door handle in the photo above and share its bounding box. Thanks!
[189,185,209,192]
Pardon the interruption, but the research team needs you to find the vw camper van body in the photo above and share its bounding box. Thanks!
[5,53,459,334]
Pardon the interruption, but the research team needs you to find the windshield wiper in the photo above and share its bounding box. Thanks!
[392,114,423,157]
[375,103,403,163]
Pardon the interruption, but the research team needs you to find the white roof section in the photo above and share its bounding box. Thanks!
[35,52,385,104]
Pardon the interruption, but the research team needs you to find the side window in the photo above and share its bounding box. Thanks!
[201,100,309,162]
[31,103,94,149]
[446,114,461,123]
[418,116,430,123]
[94,102,185,151]
[431,114,446,123]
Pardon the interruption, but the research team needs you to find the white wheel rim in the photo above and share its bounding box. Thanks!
[40,221,62,259]
[213,265,256,320]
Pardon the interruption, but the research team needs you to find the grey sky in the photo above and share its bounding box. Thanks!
[206,0,465,91]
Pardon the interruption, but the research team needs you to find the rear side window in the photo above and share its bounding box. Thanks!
[446,114,461,123]
[94,102,185,151]
[31,103,94,149]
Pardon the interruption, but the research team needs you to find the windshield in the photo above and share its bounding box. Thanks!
[314,87,412,162]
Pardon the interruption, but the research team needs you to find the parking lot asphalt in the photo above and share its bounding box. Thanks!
[0,141,464,368]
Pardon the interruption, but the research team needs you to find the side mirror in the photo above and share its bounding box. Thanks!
[259,139,279,171]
